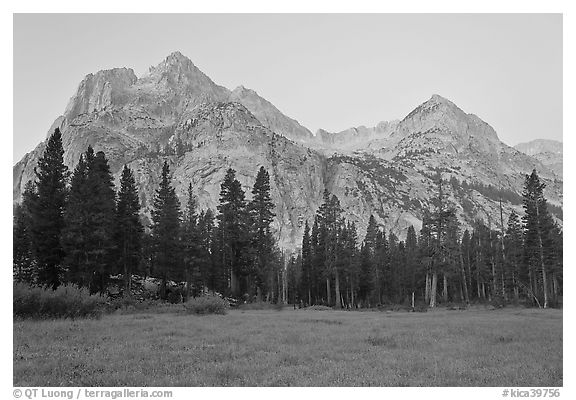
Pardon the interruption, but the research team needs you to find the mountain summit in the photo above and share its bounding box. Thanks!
[13,52,562,249]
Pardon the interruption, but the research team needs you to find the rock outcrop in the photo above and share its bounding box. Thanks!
[515,139,563,177]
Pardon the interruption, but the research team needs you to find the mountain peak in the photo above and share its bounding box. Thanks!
[232,85,256,95]
[165,51,194,65]
[150,51,196,73]
[427,94,458,107]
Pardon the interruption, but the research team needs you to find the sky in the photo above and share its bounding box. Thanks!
[13,13,562,161]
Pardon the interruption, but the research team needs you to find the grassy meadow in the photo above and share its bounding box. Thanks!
[13,306,562,386]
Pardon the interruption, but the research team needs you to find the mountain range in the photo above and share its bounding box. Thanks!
[13,51,563,250]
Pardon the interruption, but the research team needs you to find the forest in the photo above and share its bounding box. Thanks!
[13,129,563,310]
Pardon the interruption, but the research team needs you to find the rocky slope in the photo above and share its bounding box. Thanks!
[13,52,563,250]
[515,139,563,177]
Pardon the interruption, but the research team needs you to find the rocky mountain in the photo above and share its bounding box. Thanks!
[13,52,563,251]
[229,85,314,143]
[312,120,399,153]
[515,139,563,177]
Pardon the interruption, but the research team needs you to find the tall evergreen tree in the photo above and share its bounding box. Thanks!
[85,150,117,293]
[151,161,182,299]
[358,243,373,307]
[405,225,418,300]
[301,220,313,305]
[13,181,37,283]
[115,165,143,294]
[216,168,251,297]
[181,183,201,300]
[248,166,276,299]
[198,209,216,292]
[316,191,344,308]
[504,211,523,301]
[31,128,69,289]
[61,150,91,287]
[13,204,34,283]
[522,169,555,308]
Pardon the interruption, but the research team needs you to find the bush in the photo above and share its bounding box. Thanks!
[13,283,106,319]
[184,294,229,315]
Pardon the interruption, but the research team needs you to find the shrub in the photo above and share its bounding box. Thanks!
[184,294,229,315]
[13,283,106,319]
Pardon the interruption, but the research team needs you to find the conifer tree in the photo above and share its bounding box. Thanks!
[181,183,201,299]
[301,220,313,305]
[405,225,418,300]
[13,181,37,283]
[13,204,34,283]
[316,191,344,308]
[522,169,555,308]
[198,209,216,292]
[461,229,473,301]
[62,151,91,287]
[248,166,276,299]
[151,161,182,299]
[216,168,250,296]
[115,165,143,294]
[358,243,373,307]
[85,150,117,293]
[504,211,523,301]
[31,128,69,289]
[310,216,321,303]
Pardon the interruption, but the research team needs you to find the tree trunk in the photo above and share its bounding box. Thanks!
[552,273,559,303]
[442,274,448,303]
[185,268,191,302]
[425,272,431,303]
[334,269,342,309]
[326,278,331,306]
[460,251,469,304]
[429,272,438,308]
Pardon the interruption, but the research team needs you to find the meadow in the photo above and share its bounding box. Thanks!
[13,306,562,386]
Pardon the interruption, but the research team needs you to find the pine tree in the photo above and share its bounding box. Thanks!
[364,215,378,252]
[374,229,388,304]
[13,181,37,283]
[248,166,276,299]
[461,229,473,301]
[216,168,250,297]
[85,150,117,293]
[62,151,91,287]
[316,191,344,308]
[13,203,34,283]
[198,209,216,293]
[301,220,313,305]
[522,169,555,308]
[504,211,523,301]
[115,165,143,294]
[341,221,359,308]
[310,216,321,304]
[419,210,434,304]
[31,128,69,289]
[181,183,201,300]
[358,243,373,307]
[151,161,182,299]
[405,225,418,301]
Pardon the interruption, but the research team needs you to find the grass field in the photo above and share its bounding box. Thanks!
[13,306,562,386]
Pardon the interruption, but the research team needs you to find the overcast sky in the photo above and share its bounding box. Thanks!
[13,13,562,161]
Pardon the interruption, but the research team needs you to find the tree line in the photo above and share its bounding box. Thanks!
[13,129,563,308]
[13,129,285,302]
[289,171,562,309]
